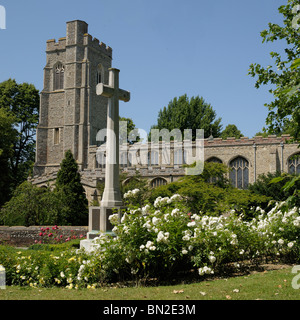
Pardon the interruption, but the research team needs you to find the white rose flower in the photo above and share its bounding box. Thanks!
[278,239,284,245]
[208,255,216,263]
[288,242,294,248]
[152,217,160,225]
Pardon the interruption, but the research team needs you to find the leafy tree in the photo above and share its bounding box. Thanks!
[55,150,88,226]
[248,0,300,140]
[0,79,39,187]
[150,94,222,140]
[0,108,18,206]
[148,162,270,218]
[0,181,61,227]
[220,124,243,139]
[254,131,270,138]
[248,171,299,204]
[119,116,140,144]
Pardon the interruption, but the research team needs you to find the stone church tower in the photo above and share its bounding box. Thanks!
[34,20,112,176]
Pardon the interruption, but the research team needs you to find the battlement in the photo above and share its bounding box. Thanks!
[46,37,66,52]
[83,33,112,57]
[204,134,292,147]
[46,21,112,58]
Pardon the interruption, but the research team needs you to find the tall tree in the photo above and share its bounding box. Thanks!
[248,0,300,140]
[0,79,39,186]
[151,94,222,140]
[0,108,17,207]
[119,116,140,144]
[220,124,243,139]
[55,150,88,226]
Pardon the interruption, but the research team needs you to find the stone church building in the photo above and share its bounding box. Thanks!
[31,20,300,202]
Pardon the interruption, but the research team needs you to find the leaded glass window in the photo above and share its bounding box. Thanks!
[288,153,300,175]
[229,157,249,189]
[206,157,222,164]
[54,63,64,90]
[151,177,167,188]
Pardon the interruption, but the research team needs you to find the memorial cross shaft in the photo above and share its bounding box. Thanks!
[96,68,130,208]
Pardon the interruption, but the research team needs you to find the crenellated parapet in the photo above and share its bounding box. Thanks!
[83,33,112,57]
[205,134,292,147]
[46,37,66,52]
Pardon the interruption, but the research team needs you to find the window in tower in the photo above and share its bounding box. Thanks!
[54,128,60,145]
[97,64,104,84]
[54,63,65,91]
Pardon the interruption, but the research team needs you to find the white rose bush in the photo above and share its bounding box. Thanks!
[1,190,300,288]
[92,195,300,282]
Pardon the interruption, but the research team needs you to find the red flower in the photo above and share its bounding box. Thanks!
[39,232,43,236]
[48,233,53,237]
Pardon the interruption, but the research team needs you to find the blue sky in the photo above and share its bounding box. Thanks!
[0,0,287,138]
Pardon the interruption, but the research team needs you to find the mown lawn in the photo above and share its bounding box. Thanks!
[0,265,299,300]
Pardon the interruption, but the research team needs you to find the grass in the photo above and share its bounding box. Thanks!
[0,265,299,300]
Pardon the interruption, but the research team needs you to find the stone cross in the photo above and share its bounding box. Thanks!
[95,68,130,231]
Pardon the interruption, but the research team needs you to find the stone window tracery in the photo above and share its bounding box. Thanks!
[151,177,167,188]
[54,63,64,91]
[229,156,249,189]
[288,153,300,175]
[206,157,222,164]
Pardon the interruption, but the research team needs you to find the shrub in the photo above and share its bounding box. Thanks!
[0,182,61,226]
[121,170,151,208]
[91,197,300,283]
[0,151,89,227]
[30,225,85,246]
[55,150,88,226]
[249,171,300,205]
[148,173,270,218]
[1,196,300,288]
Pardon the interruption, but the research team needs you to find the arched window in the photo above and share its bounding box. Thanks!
[229,156,249,189]
[206,157,222,164]
[288,153,300,175]
[148,151,159,166]
[54,63,64,90]
[151,177,167,188]
[174,149,187,165]
[97,64,103,84]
